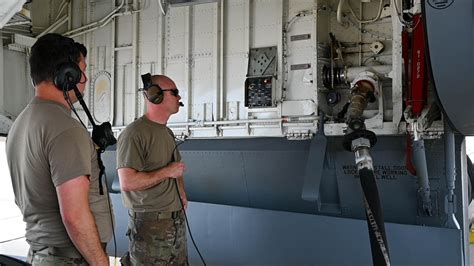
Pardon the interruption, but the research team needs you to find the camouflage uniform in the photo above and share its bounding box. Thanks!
[26,246,87,266]
[26,243,107,266]
[117,116,189,265]
[121,210,188,266]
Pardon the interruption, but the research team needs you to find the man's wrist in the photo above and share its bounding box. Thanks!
[90,253,108,266]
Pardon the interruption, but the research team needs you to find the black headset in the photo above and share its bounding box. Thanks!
[53,41,82,92]
[53,62,82,91]
[141,73,164,104]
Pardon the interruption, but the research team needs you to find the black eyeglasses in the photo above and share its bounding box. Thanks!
[162,88,180,97]
[139,85,180,97]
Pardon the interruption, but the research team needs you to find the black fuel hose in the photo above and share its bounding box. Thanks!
[359,167,391,266]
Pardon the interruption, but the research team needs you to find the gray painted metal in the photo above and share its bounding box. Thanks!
[103,136,466,226]
[186,203,462,266]
[102,135,469,264]
[106,197,463,266]
[302,114,326,205]
[423,1,474,135]
[444,119,460,229]
[247,46,278,77]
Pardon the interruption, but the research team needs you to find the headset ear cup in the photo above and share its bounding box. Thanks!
[149,93,164,104]
[54,62,81,91]
[145,85,164,104]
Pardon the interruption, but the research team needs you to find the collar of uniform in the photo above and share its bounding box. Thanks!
[140,115,167,129]
[31,97,71,114]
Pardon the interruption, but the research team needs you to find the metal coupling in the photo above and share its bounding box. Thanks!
[352,137,374,171]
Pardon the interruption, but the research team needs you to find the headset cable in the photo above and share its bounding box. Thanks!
[172,137,207,266]
[63,86,118,263]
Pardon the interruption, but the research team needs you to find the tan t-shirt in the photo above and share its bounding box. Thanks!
[116,115,181,212]
[5,98,113,249]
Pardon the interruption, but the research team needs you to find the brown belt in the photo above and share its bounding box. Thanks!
[128,210,182,220]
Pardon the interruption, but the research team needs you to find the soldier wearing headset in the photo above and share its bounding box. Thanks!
[116,74,188,265]
[6,33,112,265]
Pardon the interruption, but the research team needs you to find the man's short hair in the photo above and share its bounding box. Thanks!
[29,33,87,85]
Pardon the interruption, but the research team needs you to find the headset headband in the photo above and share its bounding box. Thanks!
[141,73,153,89]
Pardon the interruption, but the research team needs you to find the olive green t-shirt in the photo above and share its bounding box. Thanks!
[5,98,113,249]
[116,115,182,212]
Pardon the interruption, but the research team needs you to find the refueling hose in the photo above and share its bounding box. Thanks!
[359,167,391,266]
[343,130,391,266]
[343,73,390,265]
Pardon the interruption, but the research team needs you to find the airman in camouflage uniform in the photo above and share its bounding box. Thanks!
[117,74,188,266]
[6,34,112,266]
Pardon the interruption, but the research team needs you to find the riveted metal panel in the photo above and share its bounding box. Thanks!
[224,0,248,55]
[251,0,281,48]
[190,4,216,53]
[166,7,187,60]
[138,0,161,64]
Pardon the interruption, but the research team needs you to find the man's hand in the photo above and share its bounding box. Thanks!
[165,162,186,178]
[180,191,188,210]
[177,174,187,210]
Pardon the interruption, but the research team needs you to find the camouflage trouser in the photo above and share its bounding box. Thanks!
[121,210,188,266]
[26,243,107,266]
[26,246,87,266]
